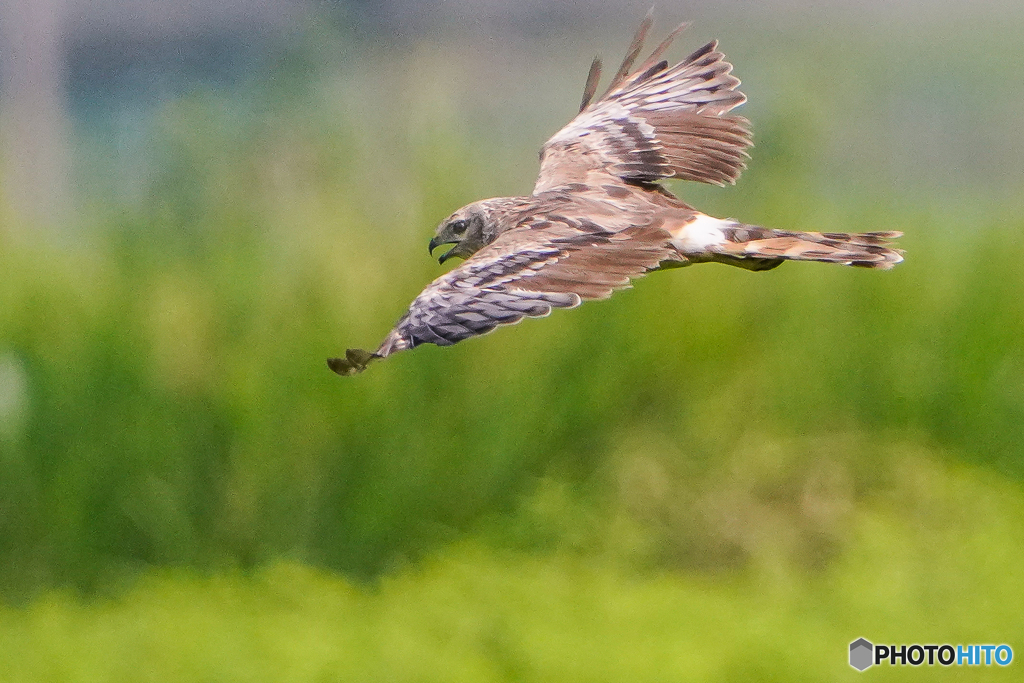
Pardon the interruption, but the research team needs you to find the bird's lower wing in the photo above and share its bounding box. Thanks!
[329,221,673,375]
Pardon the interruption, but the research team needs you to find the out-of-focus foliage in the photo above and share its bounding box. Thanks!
[1,455,1022,682]
[0,12,1022,681]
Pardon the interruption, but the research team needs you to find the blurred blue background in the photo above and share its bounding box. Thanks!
[0,1,1022,680]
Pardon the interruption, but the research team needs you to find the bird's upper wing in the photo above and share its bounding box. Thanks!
[327,214,674,374]
[534,17,752,194]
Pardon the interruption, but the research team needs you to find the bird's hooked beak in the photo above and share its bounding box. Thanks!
[428,236,458,264]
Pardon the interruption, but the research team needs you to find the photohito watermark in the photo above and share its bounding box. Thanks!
[849,638,1013,671]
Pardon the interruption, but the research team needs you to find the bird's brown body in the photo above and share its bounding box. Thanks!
[329,17,902,375]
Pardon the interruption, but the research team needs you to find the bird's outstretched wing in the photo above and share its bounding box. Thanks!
[328,217,673,375]
[535,18,751,193]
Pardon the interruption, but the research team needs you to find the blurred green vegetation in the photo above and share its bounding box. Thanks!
[1,460,1023,683]
[1,15,1023,681]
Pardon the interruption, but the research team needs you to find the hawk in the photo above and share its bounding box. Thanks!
[329,16,902,376]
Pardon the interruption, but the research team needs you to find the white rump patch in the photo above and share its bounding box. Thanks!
[672,214,733,253]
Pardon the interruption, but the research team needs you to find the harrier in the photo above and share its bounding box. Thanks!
[329,16,902,375]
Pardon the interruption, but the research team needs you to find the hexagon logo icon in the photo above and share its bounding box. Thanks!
[850,638,874,671]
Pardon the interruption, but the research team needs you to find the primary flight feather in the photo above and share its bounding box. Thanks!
[329,17,903,376]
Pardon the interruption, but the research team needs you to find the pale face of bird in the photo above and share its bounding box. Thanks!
[428,202,495,264]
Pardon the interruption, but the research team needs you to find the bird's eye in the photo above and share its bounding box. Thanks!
[451,219,468,235]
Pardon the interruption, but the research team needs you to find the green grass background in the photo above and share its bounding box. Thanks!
[0,10,1022,681]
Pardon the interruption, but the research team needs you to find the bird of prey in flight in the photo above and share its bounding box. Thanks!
[329,16,902,375]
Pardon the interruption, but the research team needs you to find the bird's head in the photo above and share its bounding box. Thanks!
[428,198,521,264]
[428,203,490,264]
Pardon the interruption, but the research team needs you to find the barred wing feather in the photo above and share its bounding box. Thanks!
[328,221,672,375]
[535,22,752,193]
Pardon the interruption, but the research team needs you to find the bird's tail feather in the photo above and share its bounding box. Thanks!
[716,228,904,270]
[670,215,904,271]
